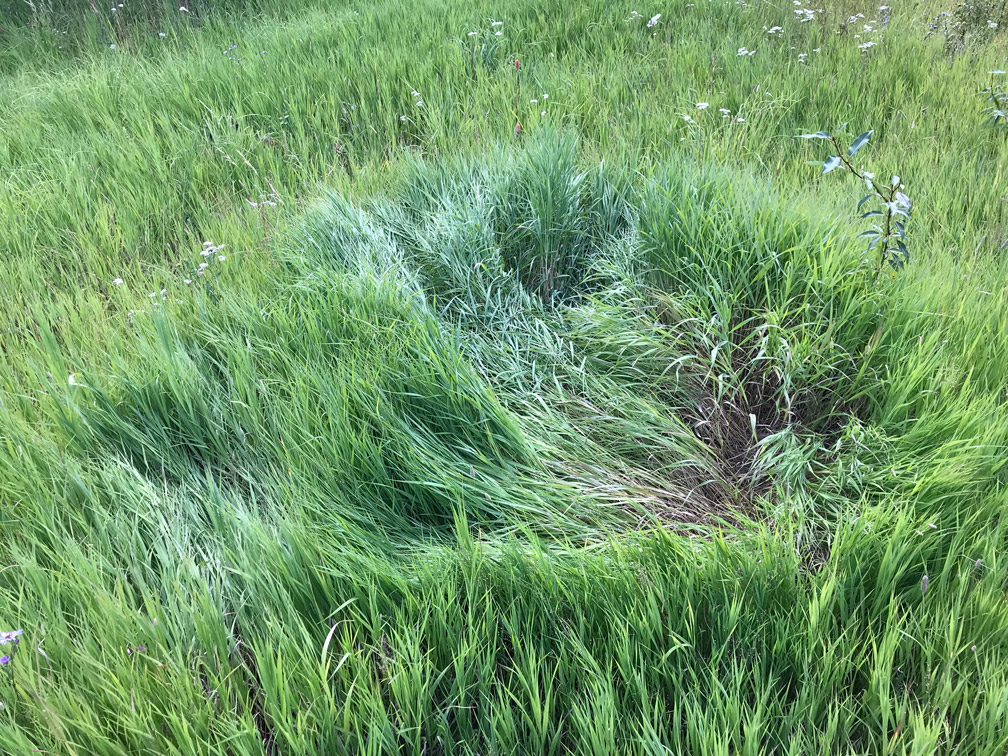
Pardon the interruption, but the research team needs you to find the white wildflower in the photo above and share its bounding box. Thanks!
[648,13,661,27]
[696,102,709,109]
[112,278,123,285]
[68,373,79,386]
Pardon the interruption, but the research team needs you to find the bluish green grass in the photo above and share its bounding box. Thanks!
[1,0,1007,753]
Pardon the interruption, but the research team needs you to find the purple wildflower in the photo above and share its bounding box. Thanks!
[0,655,9,666]
[0,630,22,645]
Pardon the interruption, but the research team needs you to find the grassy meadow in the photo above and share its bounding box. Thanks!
[1,0,1008,752]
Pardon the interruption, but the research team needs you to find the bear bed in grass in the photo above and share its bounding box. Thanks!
[71,134,877,543]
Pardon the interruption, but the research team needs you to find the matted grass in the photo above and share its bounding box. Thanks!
[1,0,1007,753]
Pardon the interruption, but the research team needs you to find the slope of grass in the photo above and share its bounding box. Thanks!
[1,0,1007,753]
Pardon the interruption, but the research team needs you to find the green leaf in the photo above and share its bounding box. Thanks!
[797,131,831,139]
[887,202,910,218]
[857,193,874,210]
[848,130,872,156]
[822,156,842,174]
[860,210,884,218]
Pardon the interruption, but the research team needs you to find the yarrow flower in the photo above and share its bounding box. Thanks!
[647,13,661,27]
[696,102,709,109]
[737,46,755,56]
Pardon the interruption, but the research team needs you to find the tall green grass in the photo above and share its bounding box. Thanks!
[1,0,1008,753]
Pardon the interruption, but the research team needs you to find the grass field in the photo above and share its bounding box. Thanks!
[1,0,1007,753]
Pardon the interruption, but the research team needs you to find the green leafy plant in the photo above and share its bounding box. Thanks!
[982,70,1008,127]
[799,126,911,273]
[927,0,1005,57]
